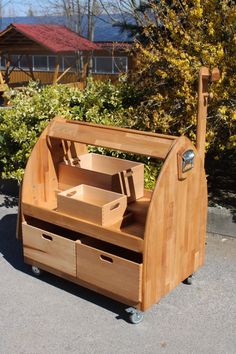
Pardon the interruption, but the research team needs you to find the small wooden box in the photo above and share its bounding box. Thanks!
[59,153,144,203]
[57,184,127,226]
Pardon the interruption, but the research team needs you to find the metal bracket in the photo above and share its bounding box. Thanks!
[182,149,195,173]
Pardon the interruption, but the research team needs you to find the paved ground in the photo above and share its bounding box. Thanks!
[0,194,236,354]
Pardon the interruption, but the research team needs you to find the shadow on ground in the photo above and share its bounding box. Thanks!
[0,213,129,322]
[0,195,19,208]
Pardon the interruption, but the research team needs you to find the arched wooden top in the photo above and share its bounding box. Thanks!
[47,117,178,160]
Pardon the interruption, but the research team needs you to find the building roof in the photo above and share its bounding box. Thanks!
[0,23,100,54]
[0,15,134,42]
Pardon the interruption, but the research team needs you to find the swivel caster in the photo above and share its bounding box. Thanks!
[182,274,193,285]
[125,307,144,324]
[31,266,43,277]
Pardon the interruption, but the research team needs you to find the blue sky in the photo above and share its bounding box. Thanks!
[3,0,48,17]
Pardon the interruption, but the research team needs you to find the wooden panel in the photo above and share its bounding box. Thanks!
[22,223,76,277]
[48,119,177,159]
[76,242,142,302]
[4,70,78,85]
[22,203,144,252]
[142,136,207,311]
[57,184,127,226]
[21,122,87,208]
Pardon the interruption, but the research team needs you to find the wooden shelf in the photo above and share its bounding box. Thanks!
[22,202,144,252]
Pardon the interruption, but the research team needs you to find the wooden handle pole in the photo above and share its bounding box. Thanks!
[196,67,210,165]
[196,67,220,165]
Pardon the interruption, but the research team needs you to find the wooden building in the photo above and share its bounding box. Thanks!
[0,23,133,87]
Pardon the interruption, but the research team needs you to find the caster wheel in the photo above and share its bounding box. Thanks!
[183,274,193,285]
[125,307,144,324]
[31,266,43,277]
[129,311,144,324]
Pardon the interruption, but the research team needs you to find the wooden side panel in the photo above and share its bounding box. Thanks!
[48,119,176,159]
[76,242,142,302]
[142,136,207,311]
[21,121,87,208]
[22,223,76,277]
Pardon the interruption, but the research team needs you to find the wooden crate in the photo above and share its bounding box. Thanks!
[57,184,127,226]
[59,153,144,203]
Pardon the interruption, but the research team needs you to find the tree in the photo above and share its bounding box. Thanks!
[27,4,35,17]
[121,0,236,158]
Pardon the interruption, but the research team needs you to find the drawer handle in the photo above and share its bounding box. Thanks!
[42,234,53,241]
[100,255,113,263]
[66,190,77,197]
[110,203,120,211]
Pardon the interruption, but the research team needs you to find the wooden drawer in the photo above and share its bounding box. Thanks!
[76,242,142,302]
[22,223,76,277]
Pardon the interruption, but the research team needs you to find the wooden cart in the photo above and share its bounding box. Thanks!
[18,67,219,323]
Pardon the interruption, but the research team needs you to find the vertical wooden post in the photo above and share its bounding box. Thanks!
[53,56,60,85]
[196,67,220,165]
[196,67,210,165]
[0,70,5,84]
[27,55,35,81]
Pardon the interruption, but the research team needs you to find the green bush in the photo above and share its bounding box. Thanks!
[0,81,80,181]
[0,80,143,182]
[0,79,161,189]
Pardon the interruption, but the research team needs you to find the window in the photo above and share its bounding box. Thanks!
[33,56,48,71]
[93,56,128,74]
[113,57,127,73]
[95,57,113,74]
[19,55,33,69]
[63,56,77,72]
[48,56,63,72]
[0,54,79,72]
[10,55,20,69]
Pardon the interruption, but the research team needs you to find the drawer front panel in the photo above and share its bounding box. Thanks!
[76,243,142,302]
[22,224,76,277]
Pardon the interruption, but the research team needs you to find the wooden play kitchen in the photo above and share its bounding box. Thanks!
[18,67,219,324]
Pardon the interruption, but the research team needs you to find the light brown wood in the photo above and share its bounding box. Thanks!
[24,257,141,308]
[196,67,220,165]
[52,61,60,85]
[22,202,144,252]
[141,136,207,311]
[76,241,142,302]
[19,112,208,316]
[22,223,77,277]
[59,153,144,202]
[57,184,127,226]
[48,119,177,160]
[55,66,73,84]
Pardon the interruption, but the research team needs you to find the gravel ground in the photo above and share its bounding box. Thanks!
[0,194,236,354]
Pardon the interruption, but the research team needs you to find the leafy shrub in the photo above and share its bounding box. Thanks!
[0,81,81,181]
[0,79,162,189]
[123,0,236,157]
